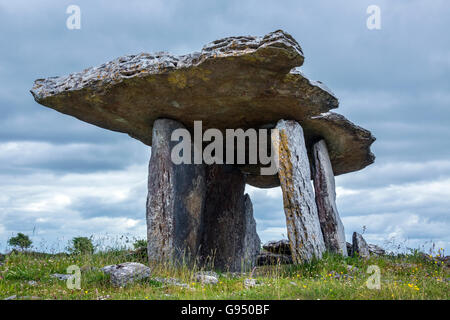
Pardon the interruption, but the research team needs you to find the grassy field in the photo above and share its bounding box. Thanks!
[0,248,448,300]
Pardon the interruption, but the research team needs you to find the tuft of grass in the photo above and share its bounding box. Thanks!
[0,249,448,300]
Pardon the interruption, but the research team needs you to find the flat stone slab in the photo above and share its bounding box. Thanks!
[31,30,375,185]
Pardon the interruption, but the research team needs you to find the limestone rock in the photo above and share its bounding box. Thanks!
[276,120,326,263]
[152,277,189,288]
[368,244,386,256]
[101,262,151,287]
[304,112,376,176]
[262,239,291,255]
[242,194,261,267]
[200,164,260,271]
[50,273,74,281]
[243,112,376,188]
[352,232,370,259]
[194,272,219,285]
[244,278,262,288]
[312,139,347,256]
[346,242,353,256]
[256,252,293,265]
[31,30,375,183]
[146,119,206,264]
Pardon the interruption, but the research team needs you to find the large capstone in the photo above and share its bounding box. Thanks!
[312,139,347,255]
[31,30,375,188]
[275,120,326,263]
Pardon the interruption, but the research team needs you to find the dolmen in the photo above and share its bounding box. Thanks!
[31,30,375,271]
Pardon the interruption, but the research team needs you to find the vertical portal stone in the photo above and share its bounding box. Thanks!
[200,164,260,271]
[312,140,348,256]
[146,118,206,265]
[275,120,326,263]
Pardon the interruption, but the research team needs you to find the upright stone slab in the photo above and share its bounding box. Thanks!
[275,120,326,263]
[146,119,206,265]
[200,164,260,271]
[312,139,347,256]
[242,194,261,269]
[352,232,370,259]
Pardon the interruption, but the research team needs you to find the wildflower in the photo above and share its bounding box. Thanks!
[303,285,307,289]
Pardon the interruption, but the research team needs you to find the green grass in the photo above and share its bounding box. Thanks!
[0,249,448,300]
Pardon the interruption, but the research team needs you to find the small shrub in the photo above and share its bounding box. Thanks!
[69,237,94,255]
[8,233,32,251]
[133,239,147,250]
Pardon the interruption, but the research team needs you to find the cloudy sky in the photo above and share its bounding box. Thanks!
[0,0,449,253]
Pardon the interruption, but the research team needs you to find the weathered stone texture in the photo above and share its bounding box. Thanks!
[101,262,152,287]
[312,139,347,256]
[275,120,326,263]
[31,30,375,186]
[262,239,291,255]
[352,232,370,259]
[200,164,260,271]
[146,119,206,264]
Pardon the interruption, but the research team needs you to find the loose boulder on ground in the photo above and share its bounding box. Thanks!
[256,252,293,266]
[101,262,152,287]
[262,239,291,255]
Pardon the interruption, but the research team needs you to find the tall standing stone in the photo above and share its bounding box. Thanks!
[200,164,260,271]
[312,140,347,256]
[275,120,326,263]
[146,118,206,265]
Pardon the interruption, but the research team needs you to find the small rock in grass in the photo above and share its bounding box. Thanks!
[153,277,189,288]
[195,272,219,285]
[244,278,261,288]
[101,262,151,287]
[346,265,359,273]
[51,273,74,281]
[27,280,38,286]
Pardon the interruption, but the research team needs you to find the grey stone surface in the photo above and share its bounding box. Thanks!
[200,164,260,272]
[152,277,189,288]
[346,242,353,256]
[195,272,219,285]
[101,262,151,287]
[256,252,293,265]
[243,278,262,288]
[352,232,370,259]
[275,120,326,263]
[31,30,375,183]
[146,118,206,265]
[242,194,261,268]
[262,239,291,255]
[50,273,74,281]
[312,139,347,256]
[368,244,386,256]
